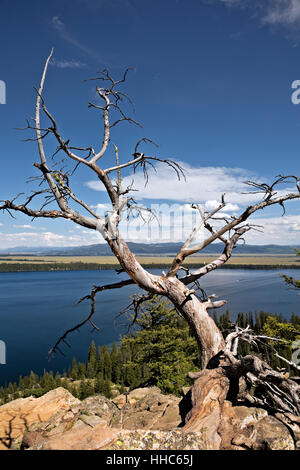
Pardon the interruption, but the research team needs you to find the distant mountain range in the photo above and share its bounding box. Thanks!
[0,243,299,256]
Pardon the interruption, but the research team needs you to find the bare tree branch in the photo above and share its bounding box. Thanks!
[48,278,135,357]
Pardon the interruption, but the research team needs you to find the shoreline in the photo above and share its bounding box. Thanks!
[0,262,300,272]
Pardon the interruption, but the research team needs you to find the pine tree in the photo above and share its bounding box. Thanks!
[78,362,87,380]
[55,371,62,387]
[102,379,112,399]
[71,357,79,380]
[95,373,105,394]
[120,296,201,395]
[29,370,39,388]
[97,346,105,376]
[102,346,112,381]
[87,341,97,378]
[110,342,121,384]
[79,380,88,400]
[85,379,95,397]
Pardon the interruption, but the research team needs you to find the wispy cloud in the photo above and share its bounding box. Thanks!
[263,0,300,26]
[0,230,100,248]
[11,224,46,230]
[50,58,87,69]
[219,0,244,6]
[12,224,34,229]
[216,0,300,27]
[50,15,106,64]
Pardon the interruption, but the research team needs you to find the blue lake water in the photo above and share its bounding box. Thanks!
[0,268,299,386]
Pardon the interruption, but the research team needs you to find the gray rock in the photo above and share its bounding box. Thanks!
[252,416,295,450]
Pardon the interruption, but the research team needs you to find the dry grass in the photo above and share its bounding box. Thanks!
[0,254,298,266]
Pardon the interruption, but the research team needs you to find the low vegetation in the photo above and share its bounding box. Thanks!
[0,254,299,272]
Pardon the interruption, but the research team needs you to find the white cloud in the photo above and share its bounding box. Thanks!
[86,163,261,205]
[50,58,87,69]
[90,203,111,212]
[243,214,300,244]
[263,0,300,26]
[0,230,100,248]
[85,162,300,244]
[204,200,239,212]
[12,224,34,229]
[216,0,300,27]
[11,224,47,230]
[2,163,300,247]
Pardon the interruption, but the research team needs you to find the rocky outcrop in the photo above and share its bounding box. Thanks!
[0,385,299,450]
[113,387,161,408]
[0,387,80,450]
[114,387,181,431]
[25,427,207,451]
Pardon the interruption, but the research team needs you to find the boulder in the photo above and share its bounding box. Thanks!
[251,416,295,450]
[232,405,268,429]
[119,388,181,431]
[113,386,162,408]
[79,395,121,427]
[274,412,300,442]
[0,387,80,450]
[35,426,120,450]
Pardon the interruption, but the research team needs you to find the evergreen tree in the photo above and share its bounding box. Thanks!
[95,373,105,394]
[55,371,62,387]
[102,345,112,381]
[120,296,201,395]
[111,342,121,384]
[102,379,112,399]
[282,249,300,289]
[70,357,79,380]
[78,362,87,380]
[79,380,88,400]
[85,379,95,397]
[87,341,97,378]
[29,370,39,387]
[96,346,105,376]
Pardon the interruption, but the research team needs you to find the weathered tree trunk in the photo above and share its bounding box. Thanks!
[182,368,230,450]
[162,277,225,368]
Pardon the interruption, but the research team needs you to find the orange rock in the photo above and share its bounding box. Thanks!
[0,387,80,450]
[41,426,119,450]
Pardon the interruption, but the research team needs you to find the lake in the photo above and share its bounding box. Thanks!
[0,268,299,385]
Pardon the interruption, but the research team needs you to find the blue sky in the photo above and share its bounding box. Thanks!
[1,0,300,247]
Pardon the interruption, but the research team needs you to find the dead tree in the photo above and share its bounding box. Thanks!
[1,50,300,421]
